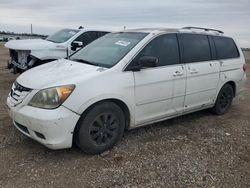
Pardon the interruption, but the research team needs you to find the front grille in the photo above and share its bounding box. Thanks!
[14,81,31,92]
[9,82,32,106]
[15,122,29,135]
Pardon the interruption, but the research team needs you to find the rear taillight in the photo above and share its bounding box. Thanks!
[243,64,247,72]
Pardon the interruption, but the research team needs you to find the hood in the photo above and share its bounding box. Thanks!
[17,59,106,89]
[4,39,60,50]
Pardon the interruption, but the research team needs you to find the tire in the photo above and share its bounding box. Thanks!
[75,101,125,154]
[210,84,234,115]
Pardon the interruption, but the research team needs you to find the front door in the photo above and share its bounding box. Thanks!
[127,33,186,125]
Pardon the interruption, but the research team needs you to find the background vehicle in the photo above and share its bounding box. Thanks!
[6,27,247,154]
[4,28,110,74]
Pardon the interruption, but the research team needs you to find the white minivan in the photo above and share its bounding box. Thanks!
[7,27,247,154]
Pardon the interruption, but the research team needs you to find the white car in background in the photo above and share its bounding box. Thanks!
[5,28,110,73]
[6,27,247,154]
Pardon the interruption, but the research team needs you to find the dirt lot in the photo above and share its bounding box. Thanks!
[0,42,249,187]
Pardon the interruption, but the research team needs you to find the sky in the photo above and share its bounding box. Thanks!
[0,0,250,47]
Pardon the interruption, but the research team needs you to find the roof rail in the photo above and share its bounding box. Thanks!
[182,26,224,34]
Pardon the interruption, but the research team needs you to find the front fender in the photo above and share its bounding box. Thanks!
[65,94,135,127]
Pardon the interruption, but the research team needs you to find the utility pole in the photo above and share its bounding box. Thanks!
[31,24,33,34]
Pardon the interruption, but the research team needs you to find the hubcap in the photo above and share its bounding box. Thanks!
[89,113,118,145]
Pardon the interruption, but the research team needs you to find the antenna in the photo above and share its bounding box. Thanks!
[31,24,33,34]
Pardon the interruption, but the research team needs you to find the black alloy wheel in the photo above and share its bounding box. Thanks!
[89,113,119,146]
[75,101,125,154]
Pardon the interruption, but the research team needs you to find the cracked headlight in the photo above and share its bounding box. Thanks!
[28,85,75,109]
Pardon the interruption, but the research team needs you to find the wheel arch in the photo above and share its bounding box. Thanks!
[214,80,236,105]
[211,80,236,115]
[73,98,131,141]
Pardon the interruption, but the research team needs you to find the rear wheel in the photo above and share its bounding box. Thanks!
[210,84,234,115]
[75,102,125,154]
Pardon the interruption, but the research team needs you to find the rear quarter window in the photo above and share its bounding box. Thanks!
[213,36,240,60]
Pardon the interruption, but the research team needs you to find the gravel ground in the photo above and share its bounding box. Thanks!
[0,43,249,187]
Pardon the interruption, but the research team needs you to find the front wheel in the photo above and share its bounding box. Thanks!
[75,101,125,154]
[210,84,234,115]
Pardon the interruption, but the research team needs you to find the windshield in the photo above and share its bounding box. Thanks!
[70,32,148,68]
[46,29,79,43]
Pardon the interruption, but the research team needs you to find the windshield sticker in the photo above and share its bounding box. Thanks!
[69,31,77,35]
[115,40,131,47]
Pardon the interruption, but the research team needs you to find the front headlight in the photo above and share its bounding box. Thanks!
[28,85,75,109]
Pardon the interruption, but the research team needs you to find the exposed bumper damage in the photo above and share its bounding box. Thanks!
[7,49,36,74]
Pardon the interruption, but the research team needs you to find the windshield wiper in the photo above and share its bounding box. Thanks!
[71,58,99,66]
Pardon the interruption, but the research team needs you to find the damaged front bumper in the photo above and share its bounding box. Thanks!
[7,50,35,72]
[8,59,28,70]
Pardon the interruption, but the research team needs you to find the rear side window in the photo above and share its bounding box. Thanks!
[213,36,239,59]
[132,34,180,67]
[181,34,211,63]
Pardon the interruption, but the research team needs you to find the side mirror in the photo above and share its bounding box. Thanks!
[71,41,83,51]
[125,56,158,72]
[138,56,158,68]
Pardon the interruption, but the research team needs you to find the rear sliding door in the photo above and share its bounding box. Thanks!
[181,33,220,112]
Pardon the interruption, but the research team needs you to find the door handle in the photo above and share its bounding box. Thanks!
[173,71,184,76]
[190,69,199,74]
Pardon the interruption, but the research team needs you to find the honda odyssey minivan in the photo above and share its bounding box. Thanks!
[7,27,247,154]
